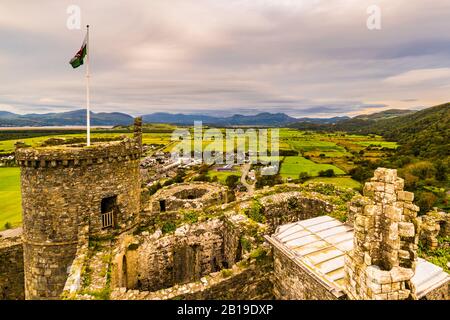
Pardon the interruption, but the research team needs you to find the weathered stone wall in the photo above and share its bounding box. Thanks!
[259,192,334,233]
[272,246,343,300]
[16,135,142,299]
[419,209,450,250]
[420,281,449,300]
[344,168,420,300]
[113,219,226,292]
[111,255,273,300]
[146,182,228,215]
[0,237,24,300]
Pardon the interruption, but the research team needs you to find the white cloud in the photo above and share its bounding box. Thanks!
[384,68,450,86]
[0,0,449,116]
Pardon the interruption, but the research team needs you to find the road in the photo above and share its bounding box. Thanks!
[240,162,255,195]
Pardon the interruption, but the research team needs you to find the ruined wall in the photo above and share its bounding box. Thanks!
[16,138,142,300]
[147,182,228,215]
[111,256,273,300]
[419,209,450,250]
[259,192,333,233]
[0,237,24,300]
[420,282,449,300]
[272,247,342,300]
[114,219,226,292]
[344,168,420,300]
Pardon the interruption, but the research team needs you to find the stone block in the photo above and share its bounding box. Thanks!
[398,222,415,238]
[381,283,392,293]
[397,191,414,202]
[398,250,410,260]
[364,252,372,266]
[384,183,395,195]
[384,205,402,221]
[398,289,410,300]
[394,178,404,191]
[390,267,414,282]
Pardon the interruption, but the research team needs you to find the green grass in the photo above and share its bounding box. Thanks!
[305,176,361,190]
[0,132,173,155]
[207,170,241,183]
[0,167,22,230]
[354,141,398,149]
[279,156,345,179]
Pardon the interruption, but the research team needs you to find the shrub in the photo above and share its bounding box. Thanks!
[225,175,240,190]
[221,269,234,278]
[161,221,177,234]
[298,172,310,183]
[184,211,198,224]
[249,248,268,264]
[4,222,12,229]
[318,169,335,177]
[240,237,252,252]
[246,200,265,223]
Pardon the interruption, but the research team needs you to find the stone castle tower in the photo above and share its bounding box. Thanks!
[344,168,420,300]
[15,118,143,300]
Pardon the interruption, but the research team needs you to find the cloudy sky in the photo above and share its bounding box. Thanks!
[1,0,450,117]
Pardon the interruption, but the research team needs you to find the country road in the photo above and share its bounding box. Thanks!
[240,162,255,195]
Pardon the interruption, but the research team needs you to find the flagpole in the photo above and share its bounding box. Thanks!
[86,25,91,146]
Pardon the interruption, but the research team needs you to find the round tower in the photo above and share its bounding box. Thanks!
[16,132,142,299]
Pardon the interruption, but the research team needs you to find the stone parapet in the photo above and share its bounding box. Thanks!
[16,139,141,168]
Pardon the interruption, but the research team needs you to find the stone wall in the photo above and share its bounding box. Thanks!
[420,281,449,300]
[419,209,450,250]
[259,192,334,233]
[146,182,228,215]
[112,219,226,292]
[344,168,420,300]
[111,254,273,300]
[272,245,343,300]
[0,236,24,300]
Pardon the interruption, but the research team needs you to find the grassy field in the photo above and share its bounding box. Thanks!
[279,156,345,179]
[207,170,241,183]
[0,167,22,230]
[0,132,173,155]
[305,176,361,189]
[0,127,397,229]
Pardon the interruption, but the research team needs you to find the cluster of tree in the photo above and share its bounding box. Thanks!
[255,173,283,189]
[318,169,336,177]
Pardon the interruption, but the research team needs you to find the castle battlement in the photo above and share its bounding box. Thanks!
[15,138,141,168]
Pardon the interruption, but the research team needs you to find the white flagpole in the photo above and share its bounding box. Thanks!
[86,25,91,146]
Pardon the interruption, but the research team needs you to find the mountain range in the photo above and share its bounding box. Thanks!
[0,110,351,127]
[0,107,431,127]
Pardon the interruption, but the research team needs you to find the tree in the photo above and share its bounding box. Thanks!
[298,172,310,183]
[318,169,335,177]
[434,160,448,181]
[225,175,240,190]
[416,191,438,213]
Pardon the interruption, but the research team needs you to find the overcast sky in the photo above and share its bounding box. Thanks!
[1,0,449,117]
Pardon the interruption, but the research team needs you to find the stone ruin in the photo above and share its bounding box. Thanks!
[419,209,450,250]
[344,168,420,300]
[2,135,449,302]
[146,182,229,215]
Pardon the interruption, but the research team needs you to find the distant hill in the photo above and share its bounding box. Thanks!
[289,103,449,159]
[142,112,298,126]
[353,109,415,121]
[141,112,347,126]
[362,103,450,159]
[0,110,134,126]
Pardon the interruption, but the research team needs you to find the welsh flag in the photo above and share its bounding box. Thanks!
[69,35,87,68]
